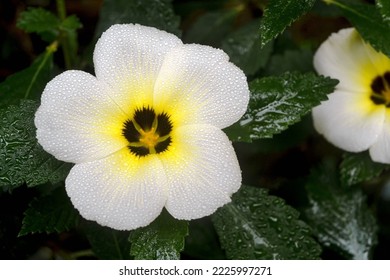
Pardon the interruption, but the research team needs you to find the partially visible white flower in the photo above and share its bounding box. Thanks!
[312,27,390,164]
[35,24,249,230]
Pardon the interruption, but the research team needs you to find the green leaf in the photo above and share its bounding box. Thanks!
[377,0,390,25]
[19,187,79,236]
[305,161,378,259]
[328,0,390,57]
[340,152,387,187]
[95,0,181,39]
[129,210,188,260]
[222,20,272,76]
[60,15,82,31]
[184,10,237,46]
[225,72,338,142]
[212,185,321,259]
[17,7,59,34]
[0,50,54,107]
[0,100,72,189]
[260,0,316,47]
[83,221,131,260]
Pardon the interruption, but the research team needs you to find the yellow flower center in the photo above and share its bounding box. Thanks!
[122,107,172,157]
[370,71,390,107]
[139,130,160,149]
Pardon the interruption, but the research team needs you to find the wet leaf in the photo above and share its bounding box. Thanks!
[129,210,188,260]
[305,162,378,259]
[95,0,181,38]
[0,100,72,190]
[222,20,272,76]
[260,0,316,47]
[19,187,79,236]
[225,72,338,142]
[212,185,321,259]
[340,152,387,187]
[377,0,390,25]
[329,0,390,57]
[83,221,131,260]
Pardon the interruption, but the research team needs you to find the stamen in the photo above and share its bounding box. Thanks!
[122,106,172,157]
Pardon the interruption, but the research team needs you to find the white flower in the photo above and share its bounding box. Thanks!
[35,24,249,230]
[312,27,390,164]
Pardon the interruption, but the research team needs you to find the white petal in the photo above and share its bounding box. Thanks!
[160,124,241,220]
[314,28,390,93]
[312,90,385,152]
[66,149,168,230]
[369,116,390,164]
[35,70,129,163]
[93,24,183,111]
[153,44,249,129]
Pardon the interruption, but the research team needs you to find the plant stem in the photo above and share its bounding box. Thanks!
[24,41,58,99]
[56,0,66,20]
[56,0,73,69]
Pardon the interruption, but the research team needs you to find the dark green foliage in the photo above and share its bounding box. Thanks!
[377,0,390,25]
[212,185,321,259]
[95,0,181,38]
[329,0,390,57]
[129,210,188,260]
[19,187,79,236]
[0,100,72,190]
[17,7,82,45]
[340,152,387,187]
[222,20,272,76]
[225,72,338,142]
[183,10,236,46]
[83,221,132,260]
[260,0,317,46]
[17,7,59,40]
[305,162,378,259]
[1,0,388,261]
[0,52,53,107]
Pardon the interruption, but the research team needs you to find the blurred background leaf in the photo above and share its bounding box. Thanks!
[222,19,273,76]
[0,48,54,107]
[340,152,387,187]
[184,217,226,259]
[17,7,59,42]
[82,221,131,260]
[19,187,79,236]
[305,161,378,259]
[95,0,180,39]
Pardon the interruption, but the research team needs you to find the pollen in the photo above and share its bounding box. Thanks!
[122,106,172,156]
[139,130,160,149]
